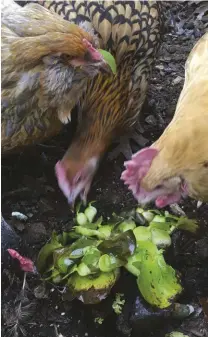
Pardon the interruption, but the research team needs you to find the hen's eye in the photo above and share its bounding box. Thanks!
[155,184,162,189]
[74,175,81,184]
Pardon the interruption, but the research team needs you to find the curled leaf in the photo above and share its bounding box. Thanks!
[37,237,63,274]
[98,49,117,74]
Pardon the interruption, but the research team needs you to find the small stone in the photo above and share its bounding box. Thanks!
[155,64,164,70]
[172,76,183,85]
[12,211,28,221]
[164,67,173,74]
[170,203,186,216]
[167,45,177,54]
[197,200,203,208]
[145,115,157,126]
[61,312,65,316]
[34,283,48,299]
[185,21,194,30]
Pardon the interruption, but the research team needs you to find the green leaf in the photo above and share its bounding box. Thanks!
[53,248,75,274]
[94,216,103,227]
[133,226,152,243]
[76,212,88,226]
[37,236,63,274]
[125,252,142,277]
[142,211,155,223]
[67,237,99,259]
[74,226,106,239]
[82,216,103,230]
[149,221,172,232]
[51,268,62,284]
[84,204,97,223]
[81,247,101,272]
[57,231,78,246]
[70,236,98,250]
[150,228,172,248]
[99,254,124,272]
[98,230,136,259]
[165,332,189,337]
[76,201,82,214]
[117,219,136,233]
[135,241,182,308]
[77,262,92,276]
[112,293,125,314]
[98,49,117,74]
[98,225,113,239]
[152,215,166,223]
[61,264,78,280]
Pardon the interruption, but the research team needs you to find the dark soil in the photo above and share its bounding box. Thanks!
[2,2,208,337]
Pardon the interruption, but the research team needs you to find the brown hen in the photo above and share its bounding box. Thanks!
[38,1,163,205]
[1,0,109,153]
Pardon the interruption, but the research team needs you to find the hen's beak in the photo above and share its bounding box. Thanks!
[68,200,75,211]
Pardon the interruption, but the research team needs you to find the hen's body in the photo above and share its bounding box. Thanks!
[122,32,208,207]
[38,1,163,204]
[1,0,108,153]
[43,1,162,146]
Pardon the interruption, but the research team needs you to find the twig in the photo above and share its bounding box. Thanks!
[2,187,30,198]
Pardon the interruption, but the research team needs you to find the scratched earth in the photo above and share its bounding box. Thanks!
[2,2,208,337]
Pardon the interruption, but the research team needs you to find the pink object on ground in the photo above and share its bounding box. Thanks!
[7,248,37,273]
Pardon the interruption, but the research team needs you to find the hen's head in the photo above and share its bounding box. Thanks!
[121,147,188,208]
[68,38,109,72]
[55,153,99,206]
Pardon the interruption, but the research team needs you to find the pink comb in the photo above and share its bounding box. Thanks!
[83,38,103,61]
[121,147,158,198]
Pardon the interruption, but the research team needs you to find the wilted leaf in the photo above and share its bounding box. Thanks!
[67,269,120,304]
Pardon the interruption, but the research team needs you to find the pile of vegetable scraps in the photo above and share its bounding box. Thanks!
[37,203,198,309]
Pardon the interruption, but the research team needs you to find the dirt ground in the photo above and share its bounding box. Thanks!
[2,2,208,337]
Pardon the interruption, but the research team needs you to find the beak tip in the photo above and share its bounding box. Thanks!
[67,197,75,211]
